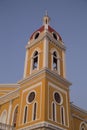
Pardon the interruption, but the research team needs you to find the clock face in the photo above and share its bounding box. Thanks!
[54,92,61,104]
[28,91,35,103]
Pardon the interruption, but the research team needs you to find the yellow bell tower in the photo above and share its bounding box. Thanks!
[16,13,72,130]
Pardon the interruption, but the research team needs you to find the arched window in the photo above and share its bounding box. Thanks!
[33,102,37,120]
[52,51,60,74]
[33,51,38,70]
[0,110,7,124]
[52,102,56,121]
[24,106,28,123]
[13,106,18,127]
[80,122,86,130]
[61,106,65,125]
[53,51,57,70]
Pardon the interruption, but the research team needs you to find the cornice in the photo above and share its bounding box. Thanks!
[72,114,87,123]
[0,87,20,105]
[71,104,87,115]
[18,68,71,88]
[26,31,66,51]
[0,84,19,88]
[17,121,66,130]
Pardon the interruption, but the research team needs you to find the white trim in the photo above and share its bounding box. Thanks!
[50,48,60,75]
[0,88,20,105]
[30,48,41,74]
[51,101,57,122]
[53,91,63,105]
[7,100,12,125]
[43,37,48,67]
[11,104,19,126]
[23,105,28,124]
[0,84,19,88]
[26,31,66,51]
[48,82,69,127]
[33,31,40,40]
[23,49,28,78]
[26,90,36,104]
[80,122,87,130]
[62,51,66,78]
[19,82,42,125]
[0,109,7,124]
[60,106,65,126]
[17,121,67,130]
[32,101,38,121]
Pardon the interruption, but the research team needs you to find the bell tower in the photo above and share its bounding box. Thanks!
[23,12,66,79]
[18,13,71,130]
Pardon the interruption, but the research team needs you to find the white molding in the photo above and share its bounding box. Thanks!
[11,104,19,126]
[62,51,66,78]
[0,109,7,124]
[26,31,66,51]
[0,88,20,105]
[43,37,48,67]
[23,49,28,78]
[0,84,19,88]
[48,82,69,127]
[51,101,57,122]
[7,100,12,125]
[79,121,87,130]
[17,121,67,130]
[19,82,42,125]
[18,68,71,88]
[50,48,60,75]
[22,105,28,124]
[60,106,65,125]
[30,48,41,74]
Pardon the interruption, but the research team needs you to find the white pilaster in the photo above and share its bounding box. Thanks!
[62,51,66,78]
[7,100,12,124]
[23,49,28,78]
[43,37,48,68]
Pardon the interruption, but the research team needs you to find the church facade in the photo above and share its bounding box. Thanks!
[0,14,87,130]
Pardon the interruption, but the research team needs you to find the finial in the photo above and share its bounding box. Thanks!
[43,11,51,26]
[45,10,48,16]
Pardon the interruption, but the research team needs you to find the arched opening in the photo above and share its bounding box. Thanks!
[61,106,65,125]
[33,102,37,120]
[1,110,7,124]
[53,51,57,70]
[33,51,38,70]
[80,122,87,130]
[52,102,56,121]
[12,106,18,127]
[24,106,28,123]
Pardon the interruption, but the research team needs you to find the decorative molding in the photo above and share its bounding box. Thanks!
[26,31,66,51]
[71,104,87,115]
[23,49,29,78]
[17,121,67,130]
[18,68,71,88]
[48,82,69,127]
[0,88,20,105]
[0,84,19,88]
[43,37,48,68]
[7,100,12,125]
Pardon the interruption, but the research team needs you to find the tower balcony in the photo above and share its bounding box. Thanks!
[0,122,14,130]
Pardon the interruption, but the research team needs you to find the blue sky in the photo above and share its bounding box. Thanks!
[0,0,87,110]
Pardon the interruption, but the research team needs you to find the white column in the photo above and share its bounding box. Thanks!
[62,51,66,78]
[7,100,12,125]
[23,49,28,78]
[43,37,48,68]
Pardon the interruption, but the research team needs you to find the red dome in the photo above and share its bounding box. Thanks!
[30,25,62,42]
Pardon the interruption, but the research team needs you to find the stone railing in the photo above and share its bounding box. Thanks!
[0,122,14,130]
